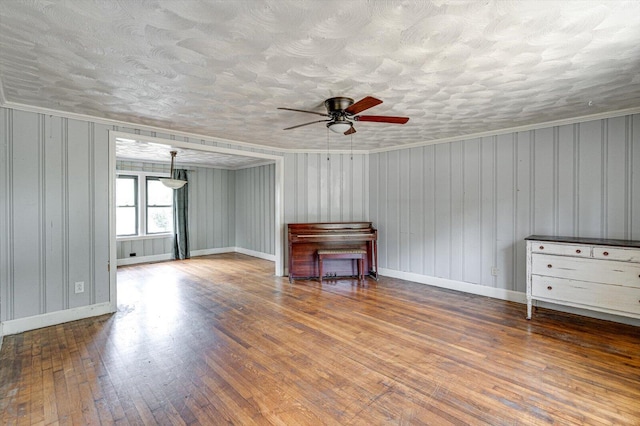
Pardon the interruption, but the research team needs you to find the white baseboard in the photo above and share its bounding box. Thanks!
[1,302,114,337]
[378,268,526,304]
[118,247,275,265]
[117,253,173,266]
[234,247,276,262]
[378,268,640,326]
[190,247,235,257]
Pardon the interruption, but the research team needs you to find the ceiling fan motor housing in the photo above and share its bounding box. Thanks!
[324,97,354,115]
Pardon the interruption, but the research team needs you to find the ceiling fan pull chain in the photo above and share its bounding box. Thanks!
[326,127,330,161]
[350,133,353,160]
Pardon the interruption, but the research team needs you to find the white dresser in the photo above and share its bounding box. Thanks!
[525,235,640,320]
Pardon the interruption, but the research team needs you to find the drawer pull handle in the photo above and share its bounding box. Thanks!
[539,245,544,250]
[547,286,553,290]
[547,264,552,268]
[603,251,609,256]
[575,249,581,254]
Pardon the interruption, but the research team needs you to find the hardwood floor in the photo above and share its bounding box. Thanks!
[1,253,639,425]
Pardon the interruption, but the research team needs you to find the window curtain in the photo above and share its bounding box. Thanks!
[173,169,190,260]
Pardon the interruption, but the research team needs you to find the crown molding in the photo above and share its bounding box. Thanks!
[2,97,639,156]
[368,106,640,154]
[0,100,293,154]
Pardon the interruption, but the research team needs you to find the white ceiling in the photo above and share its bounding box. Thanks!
[115,138,272,169]
[1,0,640,156]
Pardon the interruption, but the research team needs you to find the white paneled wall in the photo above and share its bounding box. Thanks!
[236,164,275,255]
[1,109,111,322]
[283,152,369,224]
[370,115,640,294]
[189,166,236,251]
[3,103,639,332]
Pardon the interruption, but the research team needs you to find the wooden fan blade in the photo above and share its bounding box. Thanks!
[345,96,383,115]
[356,115,409,124]
[344,126,356,135]
[283,119,329,130]
[277,107,328,117]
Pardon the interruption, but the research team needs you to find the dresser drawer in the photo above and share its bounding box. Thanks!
[530,241,591,257]
[531,253,640,288]
[592,246,640,262]
[531,275,640,315]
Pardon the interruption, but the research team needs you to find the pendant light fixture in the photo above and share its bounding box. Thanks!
[160,150,187,189]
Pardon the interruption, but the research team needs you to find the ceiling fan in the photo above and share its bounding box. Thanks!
[278,96,409,135]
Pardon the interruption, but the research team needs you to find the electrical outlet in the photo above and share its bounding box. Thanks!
[491,267,499,277]
[74,281,84,294]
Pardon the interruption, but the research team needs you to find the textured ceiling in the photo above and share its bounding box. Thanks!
[115,138,271,170]
[1,0,640,153]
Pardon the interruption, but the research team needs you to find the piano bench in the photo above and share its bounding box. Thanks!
[317,249,367,283]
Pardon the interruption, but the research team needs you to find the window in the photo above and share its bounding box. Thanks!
[116,175,137,236]
[116,173,173,238]
[146,178,173,234]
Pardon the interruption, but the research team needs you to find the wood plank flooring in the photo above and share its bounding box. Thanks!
[1,253,639,425]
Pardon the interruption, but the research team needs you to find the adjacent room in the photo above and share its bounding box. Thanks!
[1,1,639,424]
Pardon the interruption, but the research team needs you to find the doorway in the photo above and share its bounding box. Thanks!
[108,131,284,313]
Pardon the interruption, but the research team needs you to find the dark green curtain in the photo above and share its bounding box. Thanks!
[173,169,190,260]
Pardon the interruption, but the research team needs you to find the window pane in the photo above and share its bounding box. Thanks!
[147,207,173,234]
[116,206,137,236]
[116,176,137,206]
[147,179,173,206]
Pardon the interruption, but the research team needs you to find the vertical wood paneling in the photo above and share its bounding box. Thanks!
[514,131,532,293]
[399,148,411,272]
[434,144,451,278]
[387,151,401,270]
[93,123,110,304]
[0,109,11,321]
[228,170,236,247]
[578,120,603,236]
[67,119,92,309]
[480,137,495,286]
[378,153,388,265]
[409,147,424,273]
[450,141,464,282]
[353,154,365,221]
[632,115,640,240]
[371,114,640,295]
[557,124,576,236]
[44,115,64,311]
[495,134,515,290]
[605,116,627,239]
[3,104,640,326]
[462,139,481,284]
[12,110,42,318]
[294,154,305,220]
[533,127,555,234]
[307,154,320,223]
[423,146,436,276]
[235,163,275,255]
[283,152,369,225]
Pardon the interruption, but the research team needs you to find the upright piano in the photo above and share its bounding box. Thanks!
[288,222,378,282]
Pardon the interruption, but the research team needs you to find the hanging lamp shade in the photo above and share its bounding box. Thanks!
[160,150,187,189]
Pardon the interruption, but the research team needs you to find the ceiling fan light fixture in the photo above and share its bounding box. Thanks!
[327,121,352,134]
